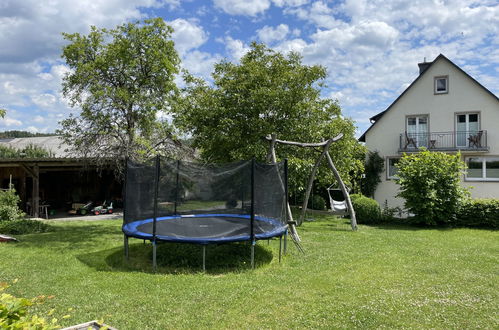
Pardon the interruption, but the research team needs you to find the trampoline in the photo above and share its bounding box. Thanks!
[123,157,289,270]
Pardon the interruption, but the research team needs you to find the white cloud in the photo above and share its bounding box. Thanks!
[213,0,271,16]
[33,115,45,123]
[272,0,309,7]
[26,126,39,133]
[182,50,221,79]
[169,18,208,55]
[257,24,289,44]
[224,37,250,60]
[31,93,57,108]
[285,1,340,29]
[2,117,22,127]
[3,81,26,95]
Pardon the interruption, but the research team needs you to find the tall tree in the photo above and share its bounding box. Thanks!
[175,43,365,195]
[59,18,181,171]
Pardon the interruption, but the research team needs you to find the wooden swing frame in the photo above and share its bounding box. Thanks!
[266,134,358,231]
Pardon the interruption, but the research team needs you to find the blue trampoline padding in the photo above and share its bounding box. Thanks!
[122,214,287,244]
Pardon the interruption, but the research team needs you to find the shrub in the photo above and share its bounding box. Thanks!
[0,281,61,329]
[0,219,51,235]
[396,149,468,225]
[361,151,384,198]
[0,189,25,222]
[308,195,326,210]
[380,200,404,223]
[455,199,499,228]
[350,194,381,224]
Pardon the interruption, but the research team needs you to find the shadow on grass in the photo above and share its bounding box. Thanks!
[77,241,274,275]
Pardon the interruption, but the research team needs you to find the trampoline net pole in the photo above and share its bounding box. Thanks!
[152,155,160,239]
[250,159,255,268]
[250,158,255,242]
[284,158,289,225]
[124,235,129,260]
[202,245,206,272]
[152,240,157,271]
[174,160,180,215]
[279,235,282,263]
[123,157,128,259]
[152,155,160,270]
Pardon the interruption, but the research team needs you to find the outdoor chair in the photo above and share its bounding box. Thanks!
[468,130,483,148]
[404,131,417,149]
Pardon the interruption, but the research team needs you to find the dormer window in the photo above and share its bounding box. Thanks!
[434,76,448,94]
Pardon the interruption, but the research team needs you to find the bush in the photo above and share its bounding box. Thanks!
[0,189,25,222]
[455,199,499,228]
[0,220,51,235]
[0,281,61,329]
[350,194,381,224]
[396,149,468,225]
[361,151,384,197]
[308,195,326,211]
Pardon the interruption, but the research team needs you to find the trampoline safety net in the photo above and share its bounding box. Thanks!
[123,157,288,244]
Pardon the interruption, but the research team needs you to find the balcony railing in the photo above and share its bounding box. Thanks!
[399,130,489,152]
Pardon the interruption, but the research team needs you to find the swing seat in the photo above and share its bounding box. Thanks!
[327,184,349,215]
[329,198,348,214]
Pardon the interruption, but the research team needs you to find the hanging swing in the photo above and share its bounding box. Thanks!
[327,183,349,215]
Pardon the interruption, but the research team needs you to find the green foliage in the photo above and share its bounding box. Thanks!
[0,282,61,329]
[0,131,55,139]
[396,149,468,225]
[0,189,25,222]
[0,220,51,235]
[175,42,365,195]
[350,194,381,224]
[0,109,5,118]
[308,195,326,210]
[0,144,54,159]
[455,199,499,228]
[59,18,181,170]
[361,151,384,197]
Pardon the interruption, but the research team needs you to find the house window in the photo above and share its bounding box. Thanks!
[406,115,428,148]
[456,113,480,147]
[387,158,400,179]
[434,76,448,94]
[465,157,499,181]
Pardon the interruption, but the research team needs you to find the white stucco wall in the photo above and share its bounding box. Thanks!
[364,57,499,209]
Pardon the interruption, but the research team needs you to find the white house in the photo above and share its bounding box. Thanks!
[359,54,499,209]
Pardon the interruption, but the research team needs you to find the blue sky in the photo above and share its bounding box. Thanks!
[1,0,498,137]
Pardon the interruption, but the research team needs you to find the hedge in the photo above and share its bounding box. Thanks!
[455,199,499,228]
[350,194,381,224]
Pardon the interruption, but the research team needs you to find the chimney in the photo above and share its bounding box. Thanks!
[418,57,431,75]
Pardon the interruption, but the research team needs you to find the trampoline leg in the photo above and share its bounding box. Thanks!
[124,235,129,260]
[152,240,157,271]
[251,241,255,269]
[284,229,288,255]
[202,245,206,272]
[279,235,282,263]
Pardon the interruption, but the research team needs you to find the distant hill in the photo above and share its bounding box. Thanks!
[0,130,56,139]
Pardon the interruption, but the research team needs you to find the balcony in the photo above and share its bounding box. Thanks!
[399,130,489,152]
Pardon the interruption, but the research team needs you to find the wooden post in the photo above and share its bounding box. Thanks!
[325,152,357,230]
[32,164,39,218]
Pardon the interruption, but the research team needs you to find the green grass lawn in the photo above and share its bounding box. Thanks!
[1,215,498,329]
